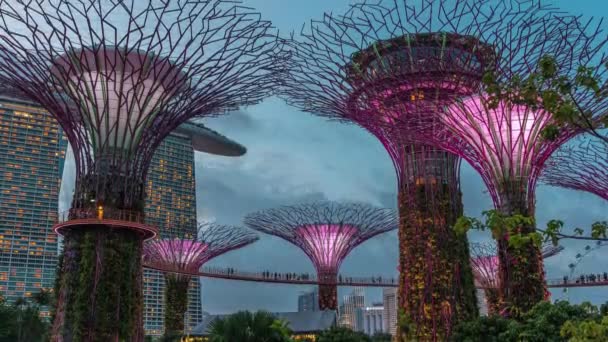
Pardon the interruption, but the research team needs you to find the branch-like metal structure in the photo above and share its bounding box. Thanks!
[244,202,397,310]
[278,0,574,337]
[144,223,259,276]
[282,0,607,321]
[470,241,563,315]
[0,1,282,340]
[542,136,608,201]
[0,0,283,212]
[143,223,258,337]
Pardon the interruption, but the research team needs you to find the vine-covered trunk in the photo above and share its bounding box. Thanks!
[397,147,477,341]
[318,282,338,311]
[164,276,191,337]
[484,288,501,316]
[496,188,546,317]
[51,226,144,341]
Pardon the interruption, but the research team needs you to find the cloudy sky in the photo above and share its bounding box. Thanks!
[59,0,608,314]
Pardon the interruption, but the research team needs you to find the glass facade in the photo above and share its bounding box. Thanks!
[0,99,67,318]
[143,133,202,336]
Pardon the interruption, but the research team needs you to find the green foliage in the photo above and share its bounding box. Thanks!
[456,210,541,249]
[208,311,292,342]
[451,315,514,342]
[539,219,608,242]
[561,316,608,341]
[317,326,370,342]
[58,228,142,340]
[0,291,50,342]
[502,301,597,341]
[370,333,392,342]
[452,301,605,342]
[591,221,608,239]
[483,55,608,145]
[164,276,191,337]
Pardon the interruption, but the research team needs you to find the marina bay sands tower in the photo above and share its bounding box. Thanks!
[0,87,246,335]
[143,123,246,335]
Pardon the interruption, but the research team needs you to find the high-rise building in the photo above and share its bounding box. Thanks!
[477,288,488,316]
[383,287,398,336]
[143,122,246,336]
[338,288,365,331]
[0,92,67,318]
[361,303,384,336]
[298,288,320,312]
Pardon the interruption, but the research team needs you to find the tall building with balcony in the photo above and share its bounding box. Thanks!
[143,122,246,336]
[383,287,398,336]
[298,288,320,312]
[361,303,384,336]
[0,92,67,317]
[338,288,365,331]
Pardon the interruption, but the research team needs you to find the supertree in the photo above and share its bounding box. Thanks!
[0,0,283,340]
[541,136,608,201]
[278,0,564,338]
[470,242,563,315]
[407,4,607,316]
[244,202,397,311]
[143,223,258,338]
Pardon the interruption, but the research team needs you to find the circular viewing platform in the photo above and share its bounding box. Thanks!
[53,208,158,240]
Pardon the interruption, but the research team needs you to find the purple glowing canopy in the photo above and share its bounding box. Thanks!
[244,202,397,275]
[0,0,284,209]
[470,242,563,288]
[144,240,209,273]
[143,222,259,275]
[435,97,567,208]
[541,136,608,201]
[295,224,357,273]
[471,255,500,289]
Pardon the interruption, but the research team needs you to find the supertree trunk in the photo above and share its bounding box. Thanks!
[318,271,338,311]
[397,153,477,341]
[164,275,191,338]
[52,177,147,342]
[52,227,144,341]
[484,288,502,316]
[318,283,338,311]
[496,180,546,317]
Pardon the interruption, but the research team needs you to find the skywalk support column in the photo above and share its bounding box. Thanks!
[398,145,477,339]
[142,223,258,337]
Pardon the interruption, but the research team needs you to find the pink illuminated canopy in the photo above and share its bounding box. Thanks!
[470,255,500,289]
[143,239,209,273]
[295,224,358,273]
[437,96,574,207]
[51,48,187,152]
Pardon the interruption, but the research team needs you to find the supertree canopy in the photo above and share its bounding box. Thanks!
[244,202,397,311]
[278,0,564,338]
[0,1,282,340]
[143,223,258,337]
[541,136,608,201]
[412,11,606,317]
[470,242,563,315]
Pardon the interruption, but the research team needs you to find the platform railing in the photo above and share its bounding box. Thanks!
[58,207,149,225]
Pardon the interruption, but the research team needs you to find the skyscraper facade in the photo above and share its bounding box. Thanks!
[143,123,246,336]
[143,132,202,335]
[362,303,384,336]
[298,288,320,312]
[383,287,398,336]
[0,94,67,318]
[338,288,365,330]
